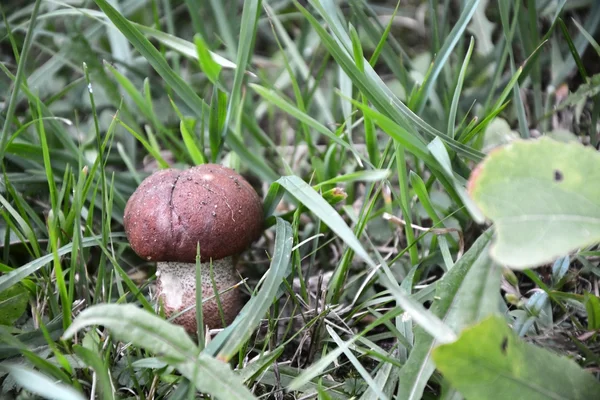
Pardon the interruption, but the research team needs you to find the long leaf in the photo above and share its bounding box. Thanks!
[63,304,256,400]
[209,218,294,360]
[0,363,85,400]
[398,230,496,400]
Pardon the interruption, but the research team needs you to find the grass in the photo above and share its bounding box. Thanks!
[1,0,600,399]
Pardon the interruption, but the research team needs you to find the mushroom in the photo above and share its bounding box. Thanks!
[123,164,263,333]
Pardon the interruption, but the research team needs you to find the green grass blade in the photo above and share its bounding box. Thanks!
[276,175,375,268]
[104,61,164,133]
[250,84,366,165]
[448,37,474,138]
[93,0,207,119]
[72,345,116,400]
[313,170,391,189]
[397,231,493,400]
[212,218,293,360]
[413,0,481,113]
[572,18,600,57]
[194,34,222,84]
[222,0,261,140]
[558,18,588,81]
[427,138,484,223]
[327,325,389,400]
[296,0,485,162]
[209,87,227,162]
[0,0,42,166]
[117,119,169,168]
[0,234,126,293]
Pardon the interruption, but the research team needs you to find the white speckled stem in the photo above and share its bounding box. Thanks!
[154,257,243,333]
[155,257,232,309]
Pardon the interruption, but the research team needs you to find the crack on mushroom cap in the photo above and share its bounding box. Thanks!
[168,172,183,247]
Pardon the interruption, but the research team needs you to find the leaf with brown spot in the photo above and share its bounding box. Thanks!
[433,315,600,399]
[468,137,600,269]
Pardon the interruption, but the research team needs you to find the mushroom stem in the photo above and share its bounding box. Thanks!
[155,256,243,333]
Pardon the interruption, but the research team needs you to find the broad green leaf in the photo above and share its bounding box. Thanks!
[468,137,600,269]
[0,363,85,400]
[62,304,256,400]
[0,283,28,325]
[432,315,600,400]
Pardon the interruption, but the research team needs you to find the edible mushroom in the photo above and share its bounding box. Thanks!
[123,164,263,333]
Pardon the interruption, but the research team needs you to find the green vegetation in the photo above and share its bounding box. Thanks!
[1,0,599,399]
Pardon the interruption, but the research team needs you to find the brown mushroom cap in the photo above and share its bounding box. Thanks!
[123,164,263,263]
